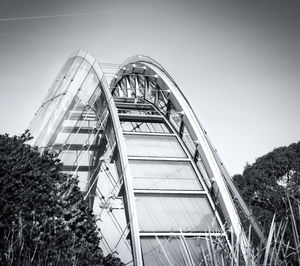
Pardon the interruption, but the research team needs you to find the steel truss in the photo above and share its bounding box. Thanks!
[29,51,263,266]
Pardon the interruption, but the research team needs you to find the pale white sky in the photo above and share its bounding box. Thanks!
[0,0,299,175]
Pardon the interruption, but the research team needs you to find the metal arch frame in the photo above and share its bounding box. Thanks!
[110,55,256,263]
[140,55,263,244]
[34,50,141,265]
[120,97,227,236]
[29,50,262,265]
[67,51,143,265]
[30,50,98,150]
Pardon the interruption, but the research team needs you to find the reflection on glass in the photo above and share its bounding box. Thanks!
[58,150,91,165]
[141,236,216,266]
[92,160,133,264]
[121,121,170,133]
[60,171,89,191]
[62,120,97,128]
[129,160,203,190]
[33,59,93,148]
[53,57,83,98]
[135,195,219,232]
[78,68,99,104]
[182,125,196,155]
[169,107,182,132]
[124,135,186,158]
[118,108,160,116]
[44,57,75,103]
[55,133,95,145]
[75,172,89,191]
[157,90,168,113]
[94,199,133,264]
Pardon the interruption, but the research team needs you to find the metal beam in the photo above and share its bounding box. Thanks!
[52,144,102,151]
[62,165,90,172]
[61,126,103,134]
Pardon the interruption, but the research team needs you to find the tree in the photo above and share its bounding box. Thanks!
[233,141,300,251]
[0,132,123,265]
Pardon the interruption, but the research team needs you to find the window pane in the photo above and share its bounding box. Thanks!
[124,135,186,158]
[121,121,170,133]
[141,236,212,266]
[56,57,83,96]
[55,133,95,145]
[58,150,91,165]
[118,108,160,116]
[77,68,99,105]
[169,107,182,132]
[62,120,97,128]
[75,172,89,191]
[129,160,203,190]
[135,195,220,232]
[61,171,89,191]
[182,125,196,155]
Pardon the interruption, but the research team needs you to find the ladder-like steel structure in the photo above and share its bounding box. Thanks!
[29,50,263,265]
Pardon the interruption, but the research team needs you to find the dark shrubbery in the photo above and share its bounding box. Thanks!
[233,141,300,263]
[0,132,123,265]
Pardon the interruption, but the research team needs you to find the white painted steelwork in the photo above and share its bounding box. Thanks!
[29,50,262,266]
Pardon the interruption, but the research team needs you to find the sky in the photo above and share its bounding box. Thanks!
[0,0,299,175]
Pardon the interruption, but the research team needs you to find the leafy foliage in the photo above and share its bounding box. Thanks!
[233,141,300,262]
[0,132,123,265]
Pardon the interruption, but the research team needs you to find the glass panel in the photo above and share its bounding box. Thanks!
[95,202,133,264]
[169,107,182,132]
[55,133,96,145]
[29,55,72,139]
[53,57,83,97]
[77,68,100,105]
[76,172,89,191]
[136,75,145,98]
[45,57,75,102]
[121,121,170,133]
[32,59,92,148]
[135,195,220,232]
[126,78,134,98]
[91,159,133,263]
[147,79,156,103]
[62,120,97,128]
[182,125,196,155]
[157,90,167,113]
[118,78,128,97]
[88,85,102,107]
[129,160,203,190]
[118,108,160,116]
[124,135,186,158]
[105,118,116,150]
[141,236,211,266]
[58,150,91,165]
[121,121,135,132]
[61,171,89,191]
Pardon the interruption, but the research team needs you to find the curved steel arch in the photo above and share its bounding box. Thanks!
[29,50,261,265]
[110,55,262,263]
[30,50,141,264]
[111,54,257,225]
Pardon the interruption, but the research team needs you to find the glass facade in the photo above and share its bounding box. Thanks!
[115,94,222,264]
[129,160,203,190]
[136,195,220,232]
[124,134,187,158]
[141,237,213,266]
[121,120,170,133]
[29,51,133,264]
[28,51,251,266]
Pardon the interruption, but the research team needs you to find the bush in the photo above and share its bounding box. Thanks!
[0,132,104,265]
[233,141,300,264]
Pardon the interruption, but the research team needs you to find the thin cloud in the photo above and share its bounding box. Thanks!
[0,11,108,22]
